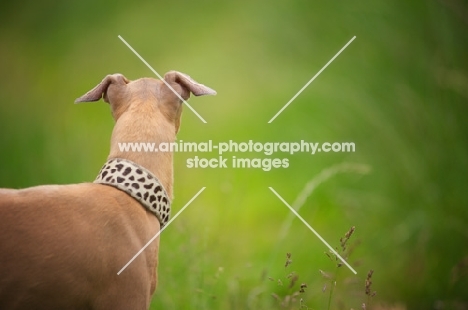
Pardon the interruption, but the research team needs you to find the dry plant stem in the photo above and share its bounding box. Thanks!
[324,253,339,310]
[327,267,339,310]
[365,270,374,307]
[327,226,355,310]
[278,163,370,242]
[267,163,370,271]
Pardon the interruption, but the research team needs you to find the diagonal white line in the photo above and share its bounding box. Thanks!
[269,186,357,275]
[117,187,206,275]
[118,35,207,123]
[268,36,356,123]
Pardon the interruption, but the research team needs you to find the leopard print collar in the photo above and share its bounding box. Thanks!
[94,158,171,227]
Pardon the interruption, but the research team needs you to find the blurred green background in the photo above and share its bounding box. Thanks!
[1,0,467,309]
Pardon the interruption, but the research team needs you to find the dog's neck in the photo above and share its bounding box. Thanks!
[107,108,176,199]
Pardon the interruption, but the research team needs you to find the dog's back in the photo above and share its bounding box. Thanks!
[0,184,160,310]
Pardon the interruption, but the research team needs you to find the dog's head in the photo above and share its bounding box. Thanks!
[75,71,216,133]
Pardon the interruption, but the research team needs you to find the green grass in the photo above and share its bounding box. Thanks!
[1,0,467,308]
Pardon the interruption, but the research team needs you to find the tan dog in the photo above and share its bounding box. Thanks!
[0,72,215,310]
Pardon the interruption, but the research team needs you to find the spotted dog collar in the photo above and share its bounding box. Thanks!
[94,158,171,227]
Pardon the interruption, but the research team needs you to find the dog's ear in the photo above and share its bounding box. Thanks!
[164,71,216,100]
[75,74,129,103]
